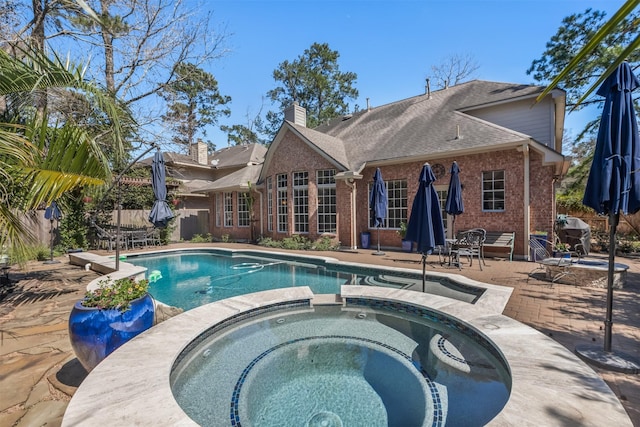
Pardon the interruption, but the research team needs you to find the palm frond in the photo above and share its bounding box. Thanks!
[536,0,640,105]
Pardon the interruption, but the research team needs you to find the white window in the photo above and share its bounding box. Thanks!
[277,174,288,233]
[215,193,222,227]
[317,169,336,233]
[436,188,449,235]
[223,192,233,227]
[293,171,309,233]
[368,179,407,229]
[238,192,250,227]
[267,177,273,231]
[482,170,505,211]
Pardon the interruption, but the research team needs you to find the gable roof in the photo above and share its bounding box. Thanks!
[312,80,563,170]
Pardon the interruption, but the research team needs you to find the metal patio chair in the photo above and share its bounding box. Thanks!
[528,236,577,284]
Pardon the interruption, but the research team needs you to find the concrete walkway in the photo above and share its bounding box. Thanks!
[1,243,638,426]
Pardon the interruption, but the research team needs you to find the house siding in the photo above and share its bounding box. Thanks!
[466,98,556,148]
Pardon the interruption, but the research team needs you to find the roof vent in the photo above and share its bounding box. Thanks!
[455,125,463,140]
[342,114,352,121]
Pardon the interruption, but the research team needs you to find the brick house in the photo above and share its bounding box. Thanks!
[201,80,567,259]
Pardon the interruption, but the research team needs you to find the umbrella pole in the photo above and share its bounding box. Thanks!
[49,220,54,262]
[373,226,385,256]
[422,253,426,292]
[604,211,617,352]
[116,181,122,271]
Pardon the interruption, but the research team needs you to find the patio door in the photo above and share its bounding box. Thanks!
[435,186,451,238]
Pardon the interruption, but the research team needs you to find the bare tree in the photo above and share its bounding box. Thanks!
[430,53,480,89]
[8,0,229,155]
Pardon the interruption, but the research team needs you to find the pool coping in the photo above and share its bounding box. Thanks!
[61,282,633,426]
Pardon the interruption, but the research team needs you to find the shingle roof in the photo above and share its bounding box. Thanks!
[141,143,268,169]
[211,143,267,168]
[194,164,262,193]
[307,80,551,170]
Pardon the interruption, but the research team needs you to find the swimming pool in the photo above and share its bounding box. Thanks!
[125,250,487,310]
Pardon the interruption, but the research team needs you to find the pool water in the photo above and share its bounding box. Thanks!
[127,250,484,310]
[170,304,511,426]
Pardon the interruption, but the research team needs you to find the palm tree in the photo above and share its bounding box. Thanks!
[536,0,640,106]
[0,45,132,261]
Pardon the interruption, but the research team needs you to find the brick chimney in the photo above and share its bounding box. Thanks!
[284,101,307,127]
[190,140,208,165]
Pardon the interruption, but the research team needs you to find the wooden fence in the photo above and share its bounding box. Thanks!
[31,209,210,249]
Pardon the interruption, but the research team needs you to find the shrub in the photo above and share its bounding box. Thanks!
[190,233,212,243]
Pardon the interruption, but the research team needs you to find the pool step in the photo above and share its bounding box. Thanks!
[312,294,343,306]
[360,275,417,289]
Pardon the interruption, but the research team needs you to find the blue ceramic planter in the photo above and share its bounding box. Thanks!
[69,293,154,372]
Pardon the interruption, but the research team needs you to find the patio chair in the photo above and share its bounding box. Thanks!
[92,222,128,251]
[452,229,484,270]
[129,229,148,249]
[527,237,577,284]
[145,227,162,247]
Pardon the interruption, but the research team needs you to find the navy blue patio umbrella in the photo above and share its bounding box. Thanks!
[576,61,640,371]
[445,161,464,237]
[44,201,62,264]
[149,150,175,228]
[405,163,446,292]
[369,168,388,256]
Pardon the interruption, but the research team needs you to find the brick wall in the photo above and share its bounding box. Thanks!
[206,132,557,257]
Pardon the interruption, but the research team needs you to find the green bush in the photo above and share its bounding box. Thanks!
[311,236,340,251]
[257,235,338,251]
[190,233,212,243]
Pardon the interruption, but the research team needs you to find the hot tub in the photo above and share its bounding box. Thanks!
[544,258,629,288]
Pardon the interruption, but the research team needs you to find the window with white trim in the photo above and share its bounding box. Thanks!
[238,192,250,227]
[317,169,336,233]
[215,193,222,227]
[436,188,449,233]
[277,174,288,233]
[482,170,505,211]
[267,177,273,231]
[293,171,309,233]
[368,179,407,229]
[223,192,233,227]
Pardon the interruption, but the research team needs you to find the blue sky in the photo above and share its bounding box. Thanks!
[195,0,625,148]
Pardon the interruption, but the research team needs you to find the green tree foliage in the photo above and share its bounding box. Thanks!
[528,6,640,208]
[161,62,231,151]
[266,42,358,134]
[58,188,89,251]
[0,46,130,261]
[220,123,261,146]
[529,7,640,113]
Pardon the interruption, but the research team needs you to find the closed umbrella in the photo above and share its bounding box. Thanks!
[369,168,388,256]
[148,150,175,228]
[44,201,62,264]
[576,61,640,372]
[445,161,464,237]
[405,163,446,292]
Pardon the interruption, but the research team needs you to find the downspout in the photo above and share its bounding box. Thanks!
[345,179,358,250]
[521,143,531,260]
[258,190,264,237]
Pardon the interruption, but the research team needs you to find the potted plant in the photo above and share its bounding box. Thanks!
[553,242,571,258]
[397,222,412,252]
[68,276,155,372]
